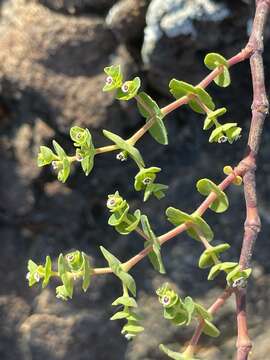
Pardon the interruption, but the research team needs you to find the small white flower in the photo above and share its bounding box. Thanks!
[121,83,129,93]
[107,198,116,208]
[26,272,30,281]
[106,76,113,85]
[232,277,247,288]
[34,272,40,283]
[142,177,152,185]
[52,161,59,170]
[116,152,127,161]
[66,254,74,262]
[125,333,134,341]
[56,293,65,300]
[161,295,171,306]
[218,135,228,143]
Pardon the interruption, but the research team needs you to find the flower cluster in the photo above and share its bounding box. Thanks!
[106,191,141,235]
[134,167,168,201]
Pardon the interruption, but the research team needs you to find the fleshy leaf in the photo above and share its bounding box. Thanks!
[166,207,214,242]
[202,319,220,338]
[116,77,141,101]
[203,108,227,130]
[194,303,212,321]
[103,65,123,92]
[141,215,166,274]
[42,256,52,288]
[204,53,230,87]
[137,92,168,145]
[103,130,145,168]
[169,79,215,114]
[37,146,56,167]
[196,178,229,213]
[112,296,138,307]
[82,252,92,292]
[198,243,230,269]
[184,297,195,326]
[144,183,168,202]
[159,344,199,360]
[115,210,141,235]
[100,246,136,296]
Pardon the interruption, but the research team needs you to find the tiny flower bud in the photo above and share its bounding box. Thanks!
[106,76,113,85]
[232,277,247,288]
[107,198,116,208]
[52,161,59,170]
[34,272,40,282]
[76,152,83,162]
[66,254,74,262]
[142,177,152,185]
[121,83,129,93]
[218,135,228,143]
[116,152,127,162]
[161,295,171,306]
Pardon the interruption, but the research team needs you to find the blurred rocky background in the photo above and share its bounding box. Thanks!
[0,0,270,359]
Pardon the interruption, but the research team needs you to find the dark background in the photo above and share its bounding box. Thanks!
[0,0,270,359]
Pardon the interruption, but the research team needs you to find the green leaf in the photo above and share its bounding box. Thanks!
[144,183,168,202]
[204,53,230,87]
[209,126,224,143]
[100,247,136,296]
[26,260,40,287]
[103,130,145,168]
[141,215,166,274]
[159,344,199,360]
[65,250,83,272]
[202,319,220,338]
[196,179,229,213]
[137,92,168,145]
[169,79,215,114]
[184,297,195,326]
[203,108,227,130]
[82,252,92,292]
[42,256,52,288]
[58,254,66,277]
[194,303,212,321]
[166,207,214,242]
[116,77,141,101]
[115,210,141,235]
[134,167,161,191]
[52,140,66,160]
[208,262,238,281]
[61,273,74,299]
[103,65,123,92]
[110,311,129,320]
[37,146,56,167]
[56,285,70,301]
[159,345,184,360]
[70,127,91,147]
[189,87,215,114]
[112,296,138,308]
[108,203,129,226]
[122,323,144,334]
[198,243,230,269]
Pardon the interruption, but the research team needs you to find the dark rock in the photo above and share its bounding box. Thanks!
[106,0,150,43]
[0,0,122,133]
[37,0,118,14]
[0,296,30,360]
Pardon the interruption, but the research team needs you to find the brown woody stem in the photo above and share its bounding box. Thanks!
[236,1,269,359]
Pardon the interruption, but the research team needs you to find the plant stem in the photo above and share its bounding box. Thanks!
[94,47,252,155]
[235,1,269,359]
[184,288,233,356]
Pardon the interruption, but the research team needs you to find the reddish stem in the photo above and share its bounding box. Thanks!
[235,1,269,359]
